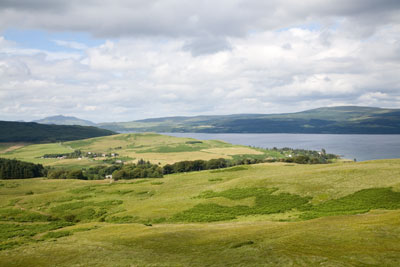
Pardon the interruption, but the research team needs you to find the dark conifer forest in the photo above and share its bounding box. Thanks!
[0,158,45,179]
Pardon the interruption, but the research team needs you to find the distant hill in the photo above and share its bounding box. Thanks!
[98,106,400,134]
[0,121,116,143]
[34,115,96,126]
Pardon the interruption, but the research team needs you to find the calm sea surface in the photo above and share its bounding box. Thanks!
[163,133,400,161]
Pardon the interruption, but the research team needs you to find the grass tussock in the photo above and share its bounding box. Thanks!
[105,215,140,224]
[208,178,223,182]
[42,230,71,239]
[230,240,254,248]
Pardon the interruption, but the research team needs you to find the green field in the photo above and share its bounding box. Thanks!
[0,143,74,165]
[0,133,274,168]
[1,155,400,266]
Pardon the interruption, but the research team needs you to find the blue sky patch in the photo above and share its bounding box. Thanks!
[2,28,105,51]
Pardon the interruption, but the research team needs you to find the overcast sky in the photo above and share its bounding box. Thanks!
[1,0,400,122]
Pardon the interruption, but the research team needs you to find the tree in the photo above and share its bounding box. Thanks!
[112,170,126,180]
[163,164,173,174]
[66,170,86,180]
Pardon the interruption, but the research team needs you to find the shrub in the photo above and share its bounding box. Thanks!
[105,215,140,223]
[42,230,71,239]
[231,240,254,248]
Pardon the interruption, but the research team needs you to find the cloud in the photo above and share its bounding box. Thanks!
[183,35,232,56]
[53,40,88,50]
[1,18,400,122]
[0,1,399,122]
[1,1,399,54]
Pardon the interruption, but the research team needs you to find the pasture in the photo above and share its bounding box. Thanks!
[0,133,268,167]
[1,158,400,266]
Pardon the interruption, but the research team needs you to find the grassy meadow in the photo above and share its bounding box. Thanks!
[0,155,399,265]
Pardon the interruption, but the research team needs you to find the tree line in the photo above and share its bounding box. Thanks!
[112,159,163,180]
[162,150,338,175]
[163,158,229,174]
[46,159,162,180]
[1,147,338,180]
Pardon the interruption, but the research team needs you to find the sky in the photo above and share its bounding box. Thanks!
[0,0,400,123]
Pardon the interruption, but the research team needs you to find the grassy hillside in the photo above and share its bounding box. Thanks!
[34,115,96,126]
[0,121,115,143]
[0,133,273,167]
[0,159,400,266]
[98,106,400,134]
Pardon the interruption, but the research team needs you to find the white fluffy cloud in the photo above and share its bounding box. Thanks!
[1,1,399,37]
[0,1,399,122]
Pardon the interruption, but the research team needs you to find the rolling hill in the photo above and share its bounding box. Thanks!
[0,133,399,265]
[0,133,280,166]
[0,121,115,143]
[34,115,96,126]
[0,156,399,265]
[98,106,400,134]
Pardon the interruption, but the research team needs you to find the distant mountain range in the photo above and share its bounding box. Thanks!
[30,106,400,134]
[34,115,96,126]
[97,106,400,134]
